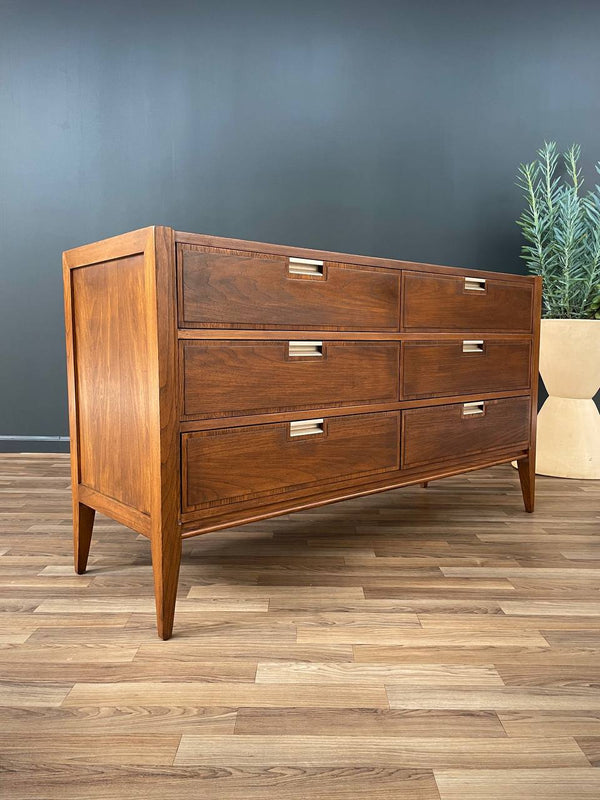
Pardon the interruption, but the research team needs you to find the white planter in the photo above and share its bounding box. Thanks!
[535,318,600,479]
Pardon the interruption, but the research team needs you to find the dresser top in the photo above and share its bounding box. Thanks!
[64,226,535,284]
[175,229,534,284]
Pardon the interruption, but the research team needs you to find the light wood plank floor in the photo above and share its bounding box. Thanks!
[1,453,599,799]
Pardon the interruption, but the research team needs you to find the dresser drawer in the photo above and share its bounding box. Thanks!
[181,340,400,419]
[402,397,530,468]
[178,246,400,330]
[182,412,400,511]
[402,272,533,332]
[401,340,531,400]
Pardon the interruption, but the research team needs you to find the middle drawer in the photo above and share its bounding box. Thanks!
[402,339,531,400]
[181,340,400,419]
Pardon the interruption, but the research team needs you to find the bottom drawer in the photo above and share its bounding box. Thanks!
[183,411,400,512]
[402,397,530,469]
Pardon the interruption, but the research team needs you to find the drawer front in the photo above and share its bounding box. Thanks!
[183,412,400,511]
[402,340,531,400]
[182,340,400,419]
[402,397,530,468]
[402,272,533,332]
[178,246,400,330]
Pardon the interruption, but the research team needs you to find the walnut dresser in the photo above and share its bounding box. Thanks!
[63,227,542,639]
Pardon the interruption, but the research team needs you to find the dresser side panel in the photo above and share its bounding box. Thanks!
[70,255,153,514]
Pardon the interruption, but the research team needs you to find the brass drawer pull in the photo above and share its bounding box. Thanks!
[464,276,486,291]
[290,418,324,437]
[288,341,323,357]
[288,257,324,276]
[462,339,484,353]
[462,401,485,416]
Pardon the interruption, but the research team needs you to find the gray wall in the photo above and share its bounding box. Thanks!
[1,0,600,451]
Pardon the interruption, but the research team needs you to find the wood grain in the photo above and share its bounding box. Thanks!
[2,767,441,800]
[181,339,400,418]
[402,397,530,469]
[2,455,596,798]
[183,412,400,511]
[234,708,508,737]
[434,769,600,800]
[401,271,533,333]
[175,734,587,768]
[174,229,536,283]
[62,225,539,644]
[70,253,153,514]
[62,682,389,708]
[401,340,530,400]
[178,245,401,330]
[254,661,505,686]
[386,688,600,711]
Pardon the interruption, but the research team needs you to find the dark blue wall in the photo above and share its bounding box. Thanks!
[1,0,599,449]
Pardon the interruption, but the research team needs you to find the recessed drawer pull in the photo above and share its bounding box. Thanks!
[464,276,486,291]
[290,418,324,437]
[288,341,323,357]
[462,401,485,416]
[288,257,324,276]
[462,339,484,353]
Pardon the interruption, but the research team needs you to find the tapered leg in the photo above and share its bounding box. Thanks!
[151,524,181,640]
[74,501,95,574]
[517,455,535,513]
[421,481,429,488]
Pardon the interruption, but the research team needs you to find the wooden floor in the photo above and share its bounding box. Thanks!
[1,454,600,799]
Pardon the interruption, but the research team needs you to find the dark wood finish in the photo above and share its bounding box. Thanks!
[517,275,543,513]
[73,501,95,574]
[181,340,399,419]
[178,245,400,330]
[401,340,531,400]
[179,329,533,341]
[183,412,400,512]
[178,390,530,432]
[63,227,541,638]
[518,458,535,514]
[70,253,153,513]
[64,227,180,639]
[78,484,151,538]
[2,454,597,800]
[146,227,181,641]
[175,229,537,284]
[402,398,531,469]
[63,228,154,590]
[180,450,528,537]
[402,272,534,332]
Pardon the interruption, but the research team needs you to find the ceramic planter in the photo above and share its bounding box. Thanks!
[536,318,600,479]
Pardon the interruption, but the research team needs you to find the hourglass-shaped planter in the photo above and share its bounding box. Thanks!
[536,319,600,479]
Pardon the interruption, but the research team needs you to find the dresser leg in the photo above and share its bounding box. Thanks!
[151,525,181,640]
[421,481,429,488]
[517,455,535,513]
[74,501,95,574]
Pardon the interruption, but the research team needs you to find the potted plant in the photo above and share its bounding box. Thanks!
[517,142,600,478]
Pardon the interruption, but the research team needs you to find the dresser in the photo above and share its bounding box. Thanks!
[63,227,542,639]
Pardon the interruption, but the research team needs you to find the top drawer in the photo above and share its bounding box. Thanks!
[402,272,534,333]
[178,246,400,330]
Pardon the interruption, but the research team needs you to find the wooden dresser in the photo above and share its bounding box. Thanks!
[63,227,542,639]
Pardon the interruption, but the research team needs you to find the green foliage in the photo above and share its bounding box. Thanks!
[517,142,600,319]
